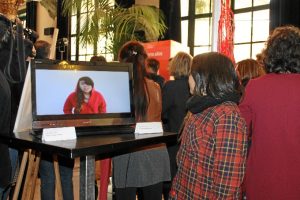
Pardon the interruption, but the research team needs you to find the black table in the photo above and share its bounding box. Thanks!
[0,131,177,200]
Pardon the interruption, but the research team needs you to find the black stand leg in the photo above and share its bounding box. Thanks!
[80,155,95,200]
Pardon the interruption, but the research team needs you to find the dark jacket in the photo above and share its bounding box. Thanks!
[0,18,32,132]
[0,14,13,188]
[162,77,190,132]
[0,71,11,187]
[146,73,165,89]
[0,14,32,188]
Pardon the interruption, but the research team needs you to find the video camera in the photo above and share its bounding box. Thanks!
[23,27,39,43]
[13,24,39,58]
[57,38,69,60]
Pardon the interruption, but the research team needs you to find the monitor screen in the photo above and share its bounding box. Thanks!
[31,59,135,129]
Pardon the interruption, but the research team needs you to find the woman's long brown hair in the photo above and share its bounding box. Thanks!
[75,76,94,114]
[118,41,149,121]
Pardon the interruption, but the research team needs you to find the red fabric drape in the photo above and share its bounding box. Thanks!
[218,0,235,64]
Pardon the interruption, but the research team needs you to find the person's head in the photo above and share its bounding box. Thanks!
[119,41,147,65]
[146,58,160,74]
[169,52,192,79]
[118,41,148,82]
[76,76,94,94]
[75,76,94,113]
[34,40,51,59]
[90,55,107,63]
[0,0,25,20]
[236,59,266,87]
[118,41,148,119]
[256,52,264,67]
[190,52,241,99]
[261,25,300,74]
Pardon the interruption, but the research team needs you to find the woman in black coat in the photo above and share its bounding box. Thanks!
[162,51,192,199]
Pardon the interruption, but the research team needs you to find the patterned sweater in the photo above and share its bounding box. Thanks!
[170,102,247,200]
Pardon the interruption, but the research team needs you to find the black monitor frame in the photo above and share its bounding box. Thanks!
[31,59,135,129]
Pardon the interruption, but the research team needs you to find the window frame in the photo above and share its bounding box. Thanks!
[232,2,270,60]
[69,1,113,62]
[180,0,270,60]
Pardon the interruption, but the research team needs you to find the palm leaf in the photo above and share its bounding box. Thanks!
[40,0,57,19]
[60,1,166,59]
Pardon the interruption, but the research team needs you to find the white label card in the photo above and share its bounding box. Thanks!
[134,122,163,134]
[42,127,77,142]
[134,132,163,139]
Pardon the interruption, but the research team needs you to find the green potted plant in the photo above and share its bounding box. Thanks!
[59,0,166,59]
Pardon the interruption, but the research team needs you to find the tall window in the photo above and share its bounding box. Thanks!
[181,0,213,56]
[70,1,114,61]
[233,0,270,61]
[180,0,270,61]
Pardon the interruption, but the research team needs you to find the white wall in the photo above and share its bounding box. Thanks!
[36,3,57,58]
[36,3,56,44]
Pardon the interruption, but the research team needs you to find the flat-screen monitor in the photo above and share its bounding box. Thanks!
[31,59,135,130]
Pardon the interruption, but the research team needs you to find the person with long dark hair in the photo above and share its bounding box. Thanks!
[63,76,106,114]
[169,52,247,199]
[113,41,170,200]
[239,25,300,199]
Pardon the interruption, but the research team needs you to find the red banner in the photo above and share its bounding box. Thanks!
[143,40,189,80]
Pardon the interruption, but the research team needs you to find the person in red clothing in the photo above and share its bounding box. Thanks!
[235,59,266,198]
[64,76,109,200]
[239,25,300,200]
[169,52,247,200]
[89,55,111,200]
[63,76,106,114]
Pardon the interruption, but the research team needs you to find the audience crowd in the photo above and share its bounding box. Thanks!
[1,10,300,199]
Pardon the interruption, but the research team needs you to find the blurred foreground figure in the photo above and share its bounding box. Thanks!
[0,0,34,199]
[239,25,300,200]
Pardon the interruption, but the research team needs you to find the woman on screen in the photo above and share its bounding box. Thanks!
[63,76,106,114]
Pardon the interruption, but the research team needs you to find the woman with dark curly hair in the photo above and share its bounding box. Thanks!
[239,25,300,199]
